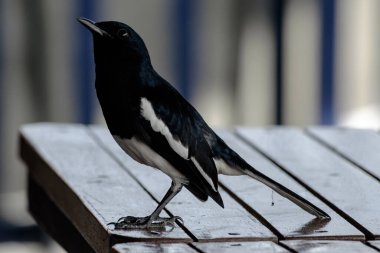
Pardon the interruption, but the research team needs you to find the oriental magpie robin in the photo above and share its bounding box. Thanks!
[78,18,330,230]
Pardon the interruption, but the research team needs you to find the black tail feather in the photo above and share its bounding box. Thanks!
[240,159,330,219]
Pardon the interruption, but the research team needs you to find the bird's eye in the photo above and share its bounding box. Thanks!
[117,29,129,38]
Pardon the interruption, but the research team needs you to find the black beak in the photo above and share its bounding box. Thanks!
[77,17,110,37]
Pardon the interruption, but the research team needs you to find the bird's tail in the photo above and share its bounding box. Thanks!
[238,158,330,219]
[215,135,330,218]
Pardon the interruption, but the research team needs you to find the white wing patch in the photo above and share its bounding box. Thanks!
[140,97,218,192]
[191,157,217,192]
[140,97,189,159]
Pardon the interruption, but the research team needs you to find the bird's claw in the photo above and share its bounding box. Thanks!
[108,215,183,230]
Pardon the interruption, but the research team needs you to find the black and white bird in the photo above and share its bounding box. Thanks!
[78,18,330,229]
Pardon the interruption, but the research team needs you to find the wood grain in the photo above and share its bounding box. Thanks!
[307,127,380,180]
[368,241,380,250]
[237,127,380,239]
[112,242,289,253]
[20,123,380,253]
[112,243,198,253]
[193,241,289,253]
[283,240,378,253]
[20,123,191,253]
[216,130,363,240]
[90,126,276,242]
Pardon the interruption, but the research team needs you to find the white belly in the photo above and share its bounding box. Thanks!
[113,135,188,183]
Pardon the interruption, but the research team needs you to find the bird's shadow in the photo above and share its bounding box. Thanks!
[293,217,331,235]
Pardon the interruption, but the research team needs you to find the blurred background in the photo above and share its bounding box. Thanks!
[0,0,379,252]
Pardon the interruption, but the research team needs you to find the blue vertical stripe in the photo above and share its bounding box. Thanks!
[273,0,284,125]
[321,0,335,124]
[76,0,98,124]
[173,0,194,99]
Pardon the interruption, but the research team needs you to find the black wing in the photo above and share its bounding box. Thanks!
[137,81,223,207]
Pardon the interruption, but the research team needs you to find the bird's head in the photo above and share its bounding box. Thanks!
[78,17,151,69]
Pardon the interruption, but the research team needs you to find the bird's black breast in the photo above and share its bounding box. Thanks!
[95,74,141,139]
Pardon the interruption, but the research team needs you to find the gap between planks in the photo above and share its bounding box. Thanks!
[215,130,364,241]
[304,128,380,183]
[112,241,293,253]
[88,126,365,243]
[87,126,279,243]
[111,241,380,253]
[218,182,284,240]
[21,124,380,252]
[219,181,354,242]
[86,128,198,242]
[363,241,380,252]
[20,124,194,251]
[234,129,376,240]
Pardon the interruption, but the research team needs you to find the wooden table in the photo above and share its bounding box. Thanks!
[19,123,380,253]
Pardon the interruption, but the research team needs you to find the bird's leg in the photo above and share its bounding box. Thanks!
[110,181,183,230]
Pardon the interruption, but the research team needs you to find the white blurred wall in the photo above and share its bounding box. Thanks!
[335,0,380,128]
[283,0,320,126]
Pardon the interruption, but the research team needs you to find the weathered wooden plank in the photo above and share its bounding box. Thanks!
[112,242,289,253]
[90,126,276,242]
[20,123,191,253]
[368,241,380,250]
[283,240,378,253]
[193,241,289,253]
[216,130,363,240]
[307,127,380,180]
[28,176,95,253]
[237,127,380,239]
[112,243,198,253]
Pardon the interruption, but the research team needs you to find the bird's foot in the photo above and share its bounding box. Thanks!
[108,215,183,230]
